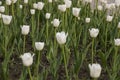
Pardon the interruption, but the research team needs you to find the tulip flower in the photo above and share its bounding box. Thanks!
[20,52,35,67]
[0,6,5,13]
[6,0,12,5]
[64,0,72,8]
[114,39,120,46]
[51,18,60,27]
[89,63,102,78]
[97,5,103,11]
[30,9,35,15]
[2,14,12,25]
[35,42,44,51]
[85,17,90,23]
[45,13,51,19]
[24,0,28,4]
[72,7,81,17]
[106,15,113,22]
[48,0,52,3]
[117,22,120,28]
[56,31,68,44]
[37,2,44,10]
[115,0,120,7]
[89,28,99,38]
[33,3,38,9]
[21,25,30,35]
[58,4,66,12]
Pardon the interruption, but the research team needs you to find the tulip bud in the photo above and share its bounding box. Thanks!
[115,0,120,7]
[48,0,52,3]
[20,53,34,67]
[56,31,68,44]
[106,15,113,22]
[58,4,66,12]
[64,0,72,8]
[37,2,44,10]
[72,7,81,17]
[6,0,12,5]
[33,3,38,9]
[85,17,90,23]
[19,5,23,9]
[51,19,60,27]
[45,13,51,19]
[24,0,28,4]
[114,39,120,46]
[89,28,99,38]
[118,22,120,28]
[2,14,12,25]
[21,25,30,35]
[0,6,5,13]
[30,9,35,15]
[97,5,103,11]
[89,63,102,78]
[35,42,44,51]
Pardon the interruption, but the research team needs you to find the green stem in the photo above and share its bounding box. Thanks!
[62,45,69,80]
[46,20,48,44]
[38,11,40,27]
[23,35,26,53]
[28,67,33,80]
[62,13,64,30]
[113,47,118,72]
[37,51,41,78]
[12,3,14,17]
[105,23,108,52]
[92,38,94,64]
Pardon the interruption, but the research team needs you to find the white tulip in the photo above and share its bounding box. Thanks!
[64,0,72,8]
[106,15,113,22]
[51,19,60,27]
[89,28,99,38]
[89,63,102,78]
[6,0,12,5]
[30,9,35,15]
[58,4,66,12]
[20,53,34,67]
[97,5,103,11]
[33,3,38,9]
[19,5,23,9]
[0,6,5,13]
[114,39,120,46]
[35,42,44,51]
[84,0,92,3]
[85,18,90,23]
[48,0,52,3]
[37,2,44,10]
[72,7,81,17]
[21,25,30,35]
[118,22,120,28]
[56,31,68,44]
[24,0,28,4]
[115,0,120,7]
[11,0,17,3]
[2,14,12,25]
[45,13,51,19]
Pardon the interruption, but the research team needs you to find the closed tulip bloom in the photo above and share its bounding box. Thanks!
[89,28,99,38]
[118,22,120,28]
[24,0,28,4]
[51,19,60,27]
[85,0,92,3]
[106,15,113,22]
[114,39,120,46]
[89,63,102,78]
[19,5,23,9]
[64,0,72,8]
[20,53,34,67]
[97,5,103,11]
[2,14,12,25]
[21,25,30,35]
[33,3,38,9]
[48,0,52,3]
[6,0,12,5]
[56,31,68,44]
[0,6,5,13]
[30,9,35,15]
[58,4,66,12]
[115,0,120,7]
[85,18,90,23]
[72,7,81,17]
[35,42,44,51]
[45,13,51,19]
[37,2,44,10]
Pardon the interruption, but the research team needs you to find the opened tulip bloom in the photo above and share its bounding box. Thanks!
[56,31,68,44]
[89,28,99,38]
[51,18,60,27]
[2,14,12,25]
[106,15,113,22]
[72,7,81,17]
[114,39,120,46]
[21,25,30,35]
[58,4,66,12]
[37,2,44,10]
[0,6,5,13]
[64,0,72,8]
[35,42,44,51]
[20,53,35,67]
[89,63,102,78]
